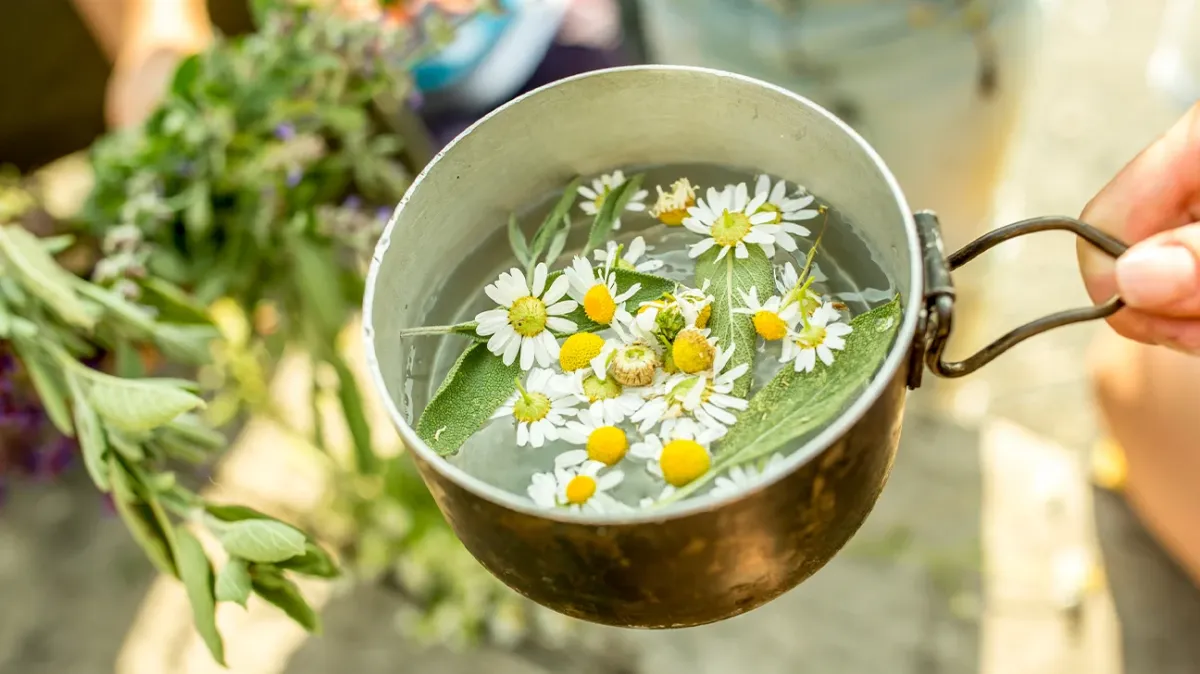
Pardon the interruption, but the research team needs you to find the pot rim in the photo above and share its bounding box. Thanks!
[362,64,922,525]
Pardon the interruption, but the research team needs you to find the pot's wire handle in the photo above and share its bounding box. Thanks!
[909,212,1129,388]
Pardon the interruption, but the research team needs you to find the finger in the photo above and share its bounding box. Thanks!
[1114,223,1200,318]
[1078,102,1200,295]
[1083,266,1200,353]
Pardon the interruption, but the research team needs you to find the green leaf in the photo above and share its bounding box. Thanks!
[164,414,228,451]
[667,297,903,502]
[215,558,253,607]
[327,352,378,474]
[561,268,676,333]
[205,503,273,522]
[213,519,307,563]
[0,225,96,329]
[506,213,530,268]
[543,216,571,269]
[108,455,177,576]
[170,54,202,98]
[251,570,321,633]
[585,174,644,254]
[528,177,581,269]
[415,342,520,456]
[185,184,213,237]
[694,244,776,397]
[291,234,346,337]
[114,339,146,379]
[74,281,156,335]
[12,340,73,436]
[67,374,109,492]
[39,234,75,255]
[76,369,205,433]
[139,277,212,324]
[154,324,217,365]
[108,430,148,461]
[276,541,339,579]
[175,529,227,666]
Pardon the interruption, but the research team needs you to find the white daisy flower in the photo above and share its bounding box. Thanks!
[592,236,664,273]
[557,408,630,467]
[631,344,749,435]
[492,368,579,448]
[630,419,722,488]
[633,282,713,343]
[732,286,800,342]
[750,174,819,252]
[681,183,778,261]
[527,460,624,513]
[776,261,824,317]
[648,177,697,226]
[563,255,641,334]
[577,170,649,230]
[710,454,786,498]
[475,263,578,370]
[781,302,854,373]
[565,366,648,425]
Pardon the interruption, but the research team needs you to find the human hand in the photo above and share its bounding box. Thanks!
[1078,102,1200,353]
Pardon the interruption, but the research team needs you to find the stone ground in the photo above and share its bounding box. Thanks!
[0,0,1188,672]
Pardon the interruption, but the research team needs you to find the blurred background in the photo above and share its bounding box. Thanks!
[1,0,1198,672]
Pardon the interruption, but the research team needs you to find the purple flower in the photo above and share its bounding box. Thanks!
[286,167,303,188]
[343,195,363,211]
[275,123,297,141]
[376,207,392,223]
[406,89,425,111]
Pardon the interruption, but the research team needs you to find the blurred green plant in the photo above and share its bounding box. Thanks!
[0,180,337,666]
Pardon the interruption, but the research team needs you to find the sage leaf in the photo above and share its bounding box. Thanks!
[164,413,228,451]
[667,297,903,501]
[76,369,205,433]
[415,342,520,456]
[277,541,340,579]
[108,454,177,576]
[507,213,530,268]
[13,340,73,436]
[175,529,227,666]
[528,177,581,269]
[585,174,644,254]
[251,570,321,633]
[215,557,253,607]
[214,518,307,563]
[693,244,775,397]
[68,374,109,492]
[0,225,96,329]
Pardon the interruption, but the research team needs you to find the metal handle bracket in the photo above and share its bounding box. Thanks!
[908,212,1128,389]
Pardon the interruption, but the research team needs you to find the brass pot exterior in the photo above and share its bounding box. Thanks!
[363,66,923,627]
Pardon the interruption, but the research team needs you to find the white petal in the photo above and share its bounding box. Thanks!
[781,194,815,210]
[705,186,721,209]
[827,323,853,336]
[681,217,710,235]
[530,422,545,448]
[518,335,532,366]
[825,335,847,350]
[628,236,647,261]
[746,193,767,214]
[555,451,588,471]
[755,174,771,198]
[715,245,730,261]
[817,344,834,366]
[531,263,547,297]
[734,242,749,259]
[597,471,624,490]
[749,211,778,225]
[785,208,819,220]
[689,239,717,258]
[547,317,576,333]
[783,223,812,236]
[539,330,560,362]
[770,180,788,203]
[578,185,597,199]
[544,275,571,304]
[516,423,530,446]
[733,182,748,212]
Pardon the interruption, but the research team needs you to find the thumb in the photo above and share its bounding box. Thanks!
[1115,223,1200,318]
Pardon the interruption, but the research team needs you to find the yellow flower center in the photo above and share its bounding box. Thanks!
[650,178,696,226]
[794,324,827,349]
[659,439,710,487]
[565,474,597,504]
[710,210,752,247]
[695,303,712,329]
[581,373,623,401]
[508,295,548,337]
[586,426,628,465]
[592,187,610,211]
[512,390,551,424]
[756,202,783,224]
[559,333,605,371]
[752,310,788,341]
[583,284,617,324]
[672,328,715,374]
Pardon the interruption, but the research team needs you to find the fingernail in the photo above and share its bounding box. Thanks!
[1115,245,1199,309]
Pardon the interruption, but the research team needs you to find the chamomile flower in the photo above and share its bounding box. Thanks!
[590,337,660,388]
[557,409,631,467]
[633,283,713,343]
[648,177,697,226]
[631,344,748,435]
[733,286,800,341]
[592,236,664,273]
[492,369,578,448]
[475,263,577,370]
[527,460,624,513]
[780,303,853,373]
[558,332,606,372]
[710,454,786,498]
[566,366,648,425]
[577,170,648,230]
[564,256,641,332]
[682,183,778,260]
[776,261,824,317]
[630,419,722,488]
[750,175,818,252]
